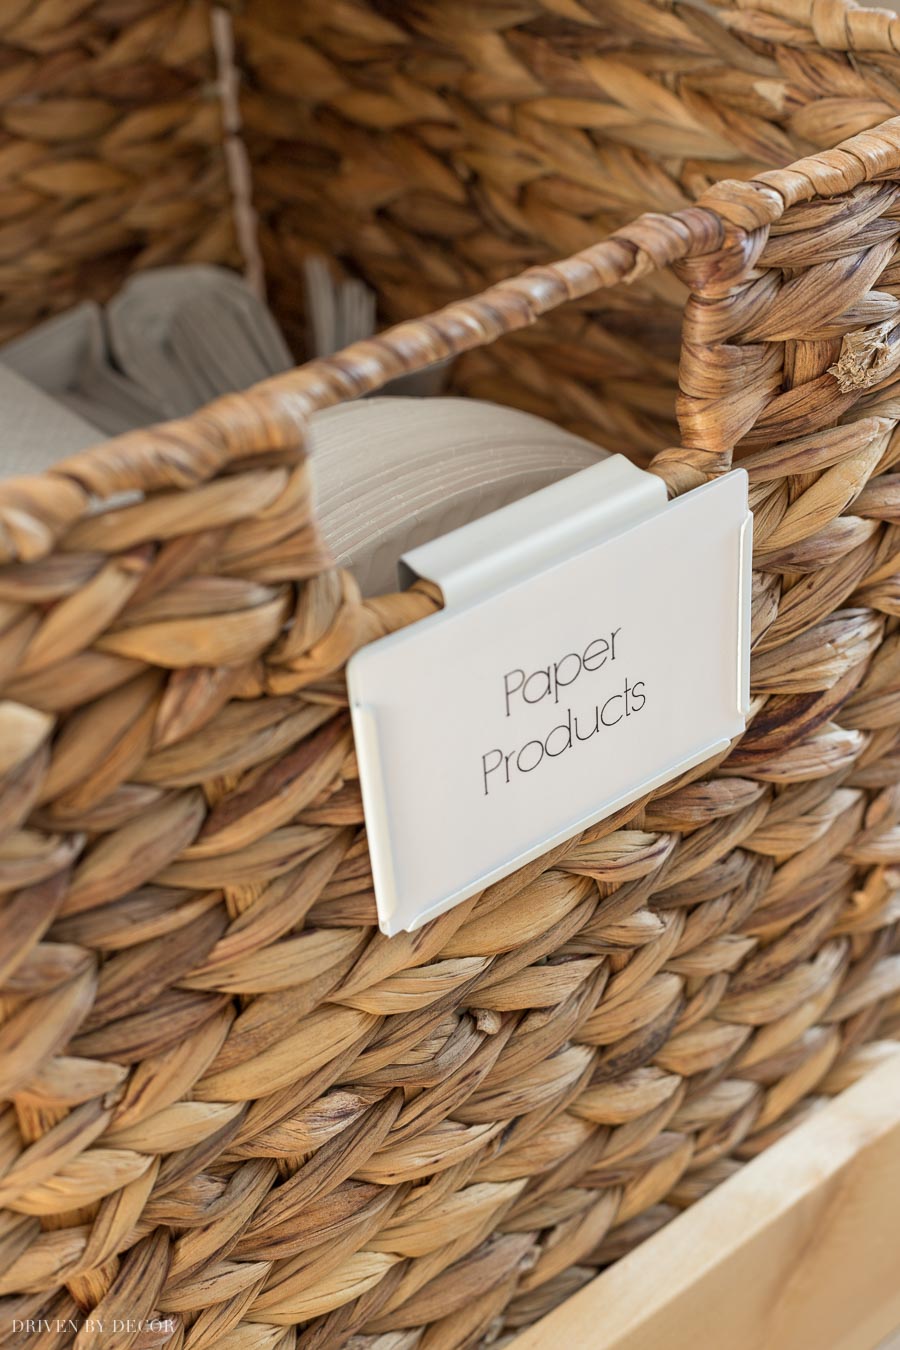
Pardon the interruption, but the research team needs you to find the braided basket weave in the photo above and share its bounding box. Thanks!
[3,107,900,1346]
[0,0,238,346]
[236,0,900,459]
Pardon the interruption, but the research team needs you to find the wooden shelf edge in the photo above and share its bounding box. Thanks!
[510,1049,900,1350]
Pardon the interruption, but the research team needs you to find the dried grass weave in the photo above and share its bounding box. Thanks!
[2,109,900,1350]
[236,0,900,459]
[0,0,238,346]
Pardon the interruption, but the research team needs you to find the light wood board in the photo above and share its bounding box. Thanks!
[511,1051,900,1350]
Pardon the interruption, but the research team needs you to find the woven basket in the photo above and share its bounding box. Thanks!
[235,0,900,459]
[0,0,239,347]
[2,109,900,1346]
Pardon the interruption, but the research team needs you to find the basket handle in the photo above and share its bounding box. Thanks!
[6,117,900,550]
[653,118,900,492]
[18,209,717,504]
[59,113,900,503]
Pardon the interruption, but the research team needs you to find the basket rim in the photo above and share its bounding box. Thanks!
[3,115,900,563]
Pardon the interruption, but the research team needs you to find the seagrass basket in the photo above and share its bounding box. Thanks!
[3,102,900,1346]
[235,0,900,457]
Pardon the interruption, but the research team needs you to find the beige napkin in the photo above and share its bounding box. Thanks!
[1,267,295,433]
[106,265,294,419]
[0,303,160,436]
[0,364,102,479]
[311,397,607,595]
[1,261,451,438]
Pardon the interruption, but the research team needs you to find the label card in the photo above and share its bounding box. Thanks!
[348,460,752,936]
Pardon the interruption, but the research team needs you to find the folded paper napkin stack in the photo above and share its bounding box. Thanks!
[0,262,606,589]
[1,264,294,439]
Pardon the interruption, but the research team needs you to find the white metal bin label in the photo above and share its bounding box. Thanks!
[348,459,751,936]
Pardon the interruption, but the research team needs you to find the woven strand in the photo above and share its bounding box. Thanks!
[0,0,239,345]
[234,0,900,458]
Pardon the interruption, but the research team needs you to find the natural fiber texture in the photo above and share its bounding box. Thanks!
[4,113,900,1347]
[236,0,900,460]
[0,0,239,346]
